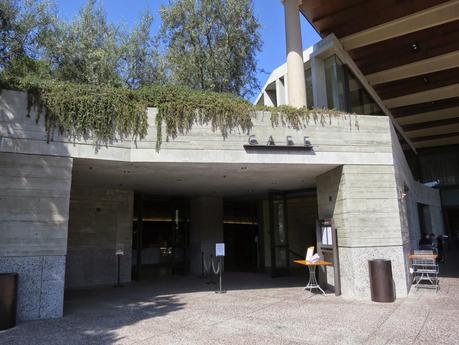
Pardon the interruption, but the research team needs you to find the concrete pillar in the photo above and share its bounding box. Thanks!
[316,165,409,299]
[189,197,223,276]
[0,153,73,320]
[311,57,328,108]
[283,0,307,108]
[66,187,134,288]
[276,78,287,106]
[263,90,275,107]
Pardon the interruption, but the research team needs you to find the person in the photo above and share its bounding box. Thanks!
[419,233,433,249]
[436,235,444,263]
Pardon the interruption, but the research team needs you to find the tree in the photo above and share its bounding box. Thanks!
[121,11,164,89]
[0,0,56,71]
[160,0,261,97]
[44,0,122,86]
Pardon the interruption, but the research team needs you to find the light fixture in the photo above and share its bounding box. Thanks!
[248,134,258,145]
[411,42,419,51]
[304,136,311,146]
[286,136,294,146]
[398,188,407,200]
[422,76,429,84]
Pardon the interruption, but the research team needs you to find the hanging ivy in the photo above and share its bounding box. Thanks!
[0,79,353,151]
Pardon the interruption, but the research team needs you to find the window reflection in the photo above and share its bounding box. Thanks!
[325,55,383,115]
[305,68,314,109]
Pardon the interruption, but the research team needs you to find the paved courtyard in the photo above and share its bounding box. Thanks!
[0,271,458,345]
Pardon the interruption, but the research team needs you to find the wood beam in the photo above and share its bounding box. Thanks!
[349,20,459,75]
[414,136,459,147]
[341,1,459,50]
[391,97,459,117]
[396,106,459,125]
[374,67,459,100]
[402,116,459,131]
[311,0,449,38]
[411,131,459,142]
[384,83,459,108]
[366,51,459,85]
[407,123,459,138]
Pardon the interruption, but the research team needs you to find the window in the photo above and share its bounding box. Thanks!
[324,55,383,115]
[325,55,346,111]
[305,68,313,109]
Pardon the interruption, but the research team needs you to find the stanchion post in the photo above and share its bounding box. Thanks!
[114,248,124,288]
[215,243,226,294]
[117,254,121,286]
[218,256,222,293]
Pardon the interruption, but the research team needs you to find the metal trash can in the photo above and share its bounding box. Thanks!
[0,273,18,330]
[368,259,395,303]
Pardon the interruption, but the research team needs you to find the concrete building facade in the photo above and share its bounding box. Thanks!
[0,88,442,320]
[0,0,454,322]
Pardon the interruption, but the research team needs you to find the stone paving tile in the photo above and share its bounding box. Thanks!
[0,273,458,345]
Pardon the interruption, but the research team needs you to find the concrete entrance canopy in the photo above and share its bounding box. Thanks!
[72,160,333,197]
[0,89,442,322]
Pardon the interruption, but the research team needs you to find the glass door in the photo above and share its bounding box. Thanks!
[269,191,289,277]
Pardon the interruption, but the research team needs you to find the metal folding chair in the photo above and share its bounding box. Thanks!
[412,254,439,292]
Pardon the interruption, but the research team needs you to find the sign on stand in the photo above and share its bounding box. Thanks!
[215,243,225,257]
[215,243,226,294]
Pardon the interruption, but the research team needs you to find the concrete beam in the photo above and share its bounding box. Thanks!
[341,1,459,50]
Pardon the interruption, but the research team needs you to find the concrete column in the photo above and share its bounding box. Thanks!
[0,153,73,320]
[263,90,275,107]
[283,0,307,108]
[66,187,134,288]
[310,57,328,108]
[316,165,409,299]
[189,197,223,276]
[276,78,287,106]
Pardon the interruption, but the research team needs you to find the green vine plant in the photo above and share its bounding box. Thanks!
[0,79,356,151]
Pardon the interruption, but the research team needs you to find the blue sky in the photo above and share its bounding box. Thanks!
[55,0,320,100]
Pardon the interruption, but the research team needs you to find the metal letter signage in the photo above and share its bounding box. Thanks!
[243,135,313,152]
[215,243,225,257]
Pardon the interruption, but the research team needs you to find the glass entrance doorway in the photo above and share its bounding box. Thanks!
[132,195,189,280]
[223,200,259,272]
[269,189,318,277]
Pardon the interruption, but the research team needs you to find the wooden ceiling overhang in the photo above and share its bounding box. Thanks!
[300,0,459,149]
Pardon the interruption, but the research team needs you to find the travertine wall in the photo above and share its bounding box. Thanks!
[0,152,72,320]
[66,186,134,288]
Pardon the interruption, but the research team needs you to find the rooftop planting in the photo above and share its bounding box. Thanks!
[1,79,352,151]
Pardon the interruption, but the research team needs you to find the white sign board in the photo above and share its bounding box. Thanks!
[215,243,225,257]
[321,226,333,246]
[116,249,124,256]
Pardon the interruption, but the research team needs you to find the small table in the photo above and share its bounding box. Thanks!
[408,254,437,260]
[408,253,439,290]
[293,260,332,295]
